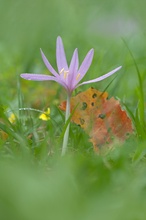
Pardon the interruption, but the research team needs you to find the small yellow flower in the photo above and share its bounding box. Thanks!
[8,113,16,124]
[39,108,50,121]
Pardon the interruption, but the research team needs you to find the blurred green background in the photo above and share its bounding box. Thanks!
[0,0,146,220]
[0,0,146,106]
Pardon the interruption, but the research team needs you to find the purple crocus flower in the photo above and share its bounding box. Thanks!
[21,36,121,96]
[21,36,122,156]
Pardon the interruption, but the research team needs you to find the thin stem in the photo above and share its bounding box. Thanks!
[7,108,44,113]
[61,93,71,156]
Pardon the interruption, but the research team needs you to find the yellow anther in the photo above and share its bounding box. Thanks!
[64,70,69,79]
[60,68,64,74]
[76,73,80,80]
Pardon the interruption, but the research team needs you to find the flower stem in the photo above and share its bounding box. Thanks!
[61,93,71,156]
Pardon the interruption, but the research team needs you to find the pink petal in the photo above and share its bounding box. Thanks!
[77,49,94,82]
[68,48,79,87]
[21,73,68,90]
[76,66,122,87]
[40,49,58,77]
[56,36,68,73]
[69,48,79,74]
[21,73,56,81]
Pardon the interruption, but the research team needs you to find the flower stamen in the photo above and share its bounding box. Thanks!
[76,73,80,80]
[60,68,64,74]
[64,70,69,79]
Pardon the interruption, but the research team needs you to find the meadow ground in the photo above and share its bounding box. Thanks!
[0,0,146,219]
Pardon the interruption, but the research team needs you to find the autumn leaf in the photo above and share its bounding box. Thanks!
[59,87,133,152]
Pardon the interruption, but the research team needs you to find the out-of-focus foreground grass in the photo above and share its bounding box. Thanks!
[1,145,146,220]
[0,0,146,219]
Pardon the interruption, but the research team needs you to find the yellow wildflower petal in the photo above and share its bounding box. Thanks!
[39,108,51,121]
[39,113,50,121]
[8,113,16,124]
[45,108,50,115]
